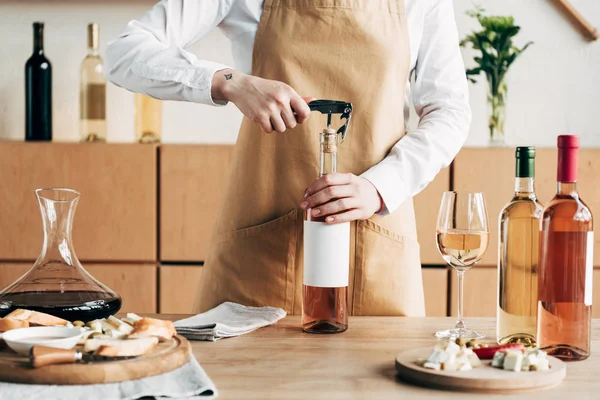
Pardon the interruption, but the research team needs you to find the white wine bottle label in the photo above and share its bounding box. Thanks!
[585,232,594,306]
[303,220,350,288]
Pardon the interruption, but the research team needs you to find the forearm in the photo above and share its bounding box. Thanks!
[104,0,231,105]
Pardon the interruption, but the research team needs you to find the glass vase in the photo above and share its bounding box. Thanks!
[0,188,121,322]
[487,79,507,147]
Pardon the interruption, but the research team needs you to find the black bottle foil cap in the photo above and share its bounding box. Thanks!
[515,146,535,178]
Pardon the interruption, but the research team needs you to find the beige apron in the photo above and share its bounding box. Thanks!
[196,0,425,316]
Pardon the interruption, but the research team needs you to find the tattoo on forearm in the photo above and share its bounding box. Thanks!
[224,73,233,80]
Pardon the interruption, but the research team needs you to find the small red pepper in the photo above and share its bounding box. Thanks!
[473,344,525,359]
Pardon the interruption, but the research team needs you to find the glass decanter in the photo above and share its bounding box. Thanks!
[0,188,121,322]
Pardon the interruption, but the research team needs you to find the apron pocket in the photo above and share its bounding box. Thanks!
[209,209,298,311]
[354,219,425,316]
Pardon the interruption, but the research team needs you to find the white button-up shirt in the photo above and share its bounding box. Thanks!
[105,0,471,215]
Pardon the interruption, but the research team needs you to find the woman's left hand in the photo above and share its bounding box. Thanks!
[300,173,384,224]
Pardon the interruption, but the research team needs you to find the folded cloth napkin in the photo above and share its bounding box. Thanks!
[174,302,287,341]
[0,357,216,400]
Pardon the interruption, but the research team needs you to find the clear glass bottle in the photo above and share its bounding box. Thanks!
[302,128,349,334]
[0,188,121,322]
[134,93,162,143]
[497,146,543,346]
[80,23,106,142]
[537,135,593,361]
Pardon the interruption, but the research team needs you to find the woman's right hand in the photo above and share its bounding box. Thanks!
[212,69,312,133]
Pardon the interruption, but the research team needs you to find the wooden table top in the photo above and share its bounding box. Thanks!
[163,315,599,399]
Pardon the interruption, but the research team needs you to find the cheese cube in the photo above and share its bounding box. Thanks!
[491,351,506,368]
[503,350,523,372]
[535,358,550,371]
[423,349,444,370]
[445,341,461,354]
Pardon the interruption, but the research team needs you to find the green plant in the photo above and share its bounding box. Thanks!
[460,7,532,143]
[460,7,533,97]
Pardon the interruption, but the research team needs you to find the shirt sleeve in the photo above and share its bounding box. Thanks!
[361,0,471,216]
[105,0,234,105]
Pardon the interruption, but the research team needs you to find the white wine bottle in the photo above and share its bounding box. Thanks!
[497,147,543,346]
[134,93,162,143]
[80,23,106,142]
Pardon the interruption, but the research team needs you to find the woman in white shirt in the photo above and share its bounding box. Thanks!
[106,0,471,321]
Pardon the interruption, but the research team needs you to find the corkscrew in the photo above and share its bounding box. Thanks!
[308,100,353,142]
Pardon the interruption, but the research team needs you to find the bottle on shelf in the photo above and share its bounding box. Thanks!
[302,128,349,334]
[537,135,593,361]
[497,146,544,346]
[80,23,106,142]
[25,22,52,141]
[134,93,162,143]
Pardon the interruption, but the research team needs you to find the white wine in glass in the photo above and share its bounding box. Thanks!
[435,192,489,339]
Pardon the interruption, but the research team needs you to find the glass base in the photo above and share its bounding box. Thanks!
[488,137,506,147]
[435,328,485,340]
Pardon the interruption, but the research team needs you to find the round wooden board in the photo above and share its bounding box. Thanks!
[395,347,566,393]
[0,335,191,385]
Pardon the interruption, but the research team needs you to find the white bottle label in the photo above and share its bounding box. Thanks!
[303,221,350,288]
[585,232,594,306]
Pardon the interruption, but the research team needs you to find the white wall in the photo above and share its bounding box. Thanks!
[0,0,598,147]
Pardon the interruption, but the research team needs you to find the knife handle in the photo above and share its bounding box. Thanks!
[30,346,80,368]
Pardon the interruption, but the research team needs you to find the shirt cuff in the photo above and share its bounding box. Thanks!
[360,162,409,217]
[183,61,231,107]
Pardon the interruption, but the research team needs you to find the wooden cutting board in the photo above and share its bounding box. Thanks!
[395,347,566,393]
[0,334,191,385]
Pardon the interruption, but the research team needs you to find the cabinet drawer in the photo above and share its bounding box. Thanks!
[0,263,157,314]
[422,267,448,317]
[0,143,157,262]
[414,168,450,265]
[450,267,497,317]
[160,145,234,262]
[159,265,203,314]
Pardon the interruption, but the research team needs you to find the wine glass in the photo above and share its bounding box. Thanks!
[435,191,489,339]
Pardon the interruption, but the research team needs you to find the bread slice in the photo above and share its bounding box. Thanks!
[0,318,29,332]
[5,309,68,326]
[129,317,176,341]
[93,337,159,357]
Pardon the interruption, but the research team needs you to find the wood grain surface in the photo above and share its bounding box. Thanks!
[0,142,157,262]
[0,335,190,385]
[414,167,450,265]
[169,315,599,399]
[159,145,234,262]
[395,347,566,392]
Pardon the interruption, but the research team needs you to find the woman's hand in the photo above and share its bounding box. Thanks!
[300,173,384,224]
[212,68,312,133]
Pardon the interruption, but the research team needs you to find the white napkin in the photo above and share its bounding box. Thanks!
[174,302,286,341]
[0,357,216,400]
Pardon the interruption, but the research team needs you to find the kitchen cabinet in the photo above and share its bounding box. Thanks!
[454,148,600,266]
[159,265,203,313]
[422,267,448,317]
[414,167,450,265]
[160,145,234,262]
[0,263,157,313]
[0,143,157,262]
[450,266,497,318]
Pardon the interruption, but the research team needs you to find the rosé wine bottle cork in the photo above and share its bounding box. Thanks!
[557,135,580,183]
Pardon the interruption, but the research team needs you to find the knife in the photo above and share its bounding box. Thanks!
[30,346,135,368]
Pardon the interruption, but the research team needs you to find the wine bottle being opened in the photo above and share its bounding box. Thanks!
[302,128,349,334]
[497,147,544,346]
[25,22,52,141]
[80,23,106,142]
[537,135,593,361]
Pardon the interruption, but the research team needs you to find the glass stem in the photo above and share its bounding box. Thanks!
[455,270,466,330]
